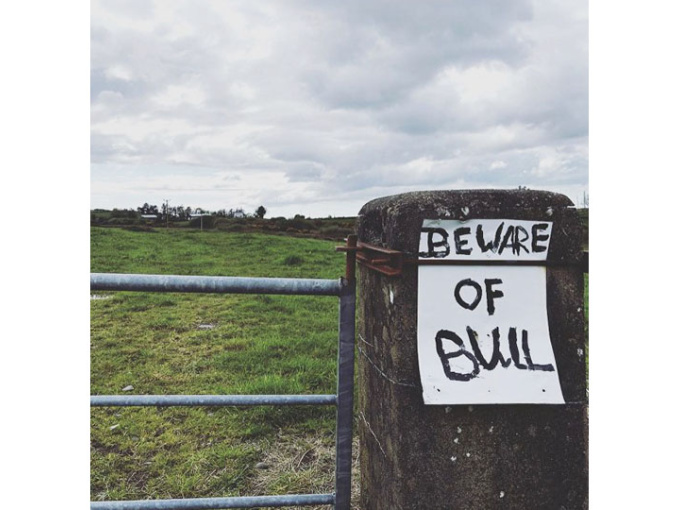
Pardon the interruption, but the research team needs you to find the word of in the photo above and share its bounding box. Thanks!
[454,278,504,315]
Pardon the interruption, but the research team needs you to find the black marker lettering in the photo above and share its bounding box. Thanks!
[484,278,504,315]
[435,329,480,381]
[508,327,527,370]
[531,223,550,253]
[476,222,504,253]
[419,228,450,258]
[498,225,515,255]
[453,227,472,255]
[513,226,530,255]
[454,279,482,311]
[521,331,555,372]
[467,326,511,370]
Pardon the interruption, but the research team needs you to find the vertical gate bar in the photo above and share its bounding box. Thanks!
[345,235,358,282]
[334,280,356,510]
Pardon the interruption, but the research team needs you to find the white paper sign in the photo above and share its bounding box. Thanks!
[417,219,565,405]
[419,218,553,261]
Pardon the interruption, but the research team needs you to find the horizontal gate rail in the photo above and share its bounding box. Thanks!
[90,271,355,510]
[91,273,343,296]
[91,394,337,407]
[90,493,336,510]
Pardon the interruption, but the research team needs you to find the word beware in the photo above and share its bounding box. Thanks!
[420,221,551,259]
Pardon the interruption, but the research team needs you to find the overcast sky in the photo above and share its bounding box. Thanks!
[91,0,587,218]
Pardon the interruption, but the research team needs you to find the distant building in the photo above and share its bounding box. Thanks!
[140,214,159,219]
[233,210,246,218]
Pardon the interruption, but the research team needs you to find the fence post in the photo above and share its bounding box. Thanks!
[356,190,587,509]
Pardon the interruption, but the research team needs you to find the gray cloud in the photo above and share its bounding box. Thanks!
[91,0,588,216]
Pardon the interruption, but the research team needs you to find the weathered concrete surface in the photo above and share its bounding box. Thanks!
[357,190,587,510]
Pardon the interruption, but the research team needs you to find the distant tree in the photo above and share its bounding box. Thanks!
[112,208,137,219]
[255,205,267,219]
[136,203,160,216]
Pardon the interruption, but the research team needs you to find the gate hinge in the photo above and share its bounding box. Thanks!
[336,235,404,277]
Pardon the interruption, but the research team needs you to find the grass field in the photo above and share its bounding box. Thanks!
[91,225,588,507]
[90,227,354,508]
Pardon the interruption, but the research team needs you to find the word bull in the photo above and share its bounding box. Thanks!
[435,326,555,381]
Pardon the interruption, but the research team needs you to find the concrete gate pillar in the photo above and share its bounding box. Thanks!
[356,190,587,509]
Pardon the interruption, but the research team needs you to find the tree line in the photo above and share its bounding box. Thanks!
[136,203,267,220]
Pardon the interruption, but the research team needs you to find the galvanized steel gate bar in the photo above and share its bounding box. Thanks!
[90,274,355,510]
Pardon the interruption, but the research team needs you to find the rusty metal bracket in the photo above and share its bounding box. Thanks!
[337,236,403,277]
[355,241,403,276]
[337,235,589,278]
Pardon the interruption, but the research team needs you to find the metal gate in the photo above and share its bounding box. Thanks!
[90,272,356,510]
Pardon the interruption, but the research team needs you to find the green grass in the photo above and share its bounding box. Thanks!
[91,228,349,504]
[91,226,588,505]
